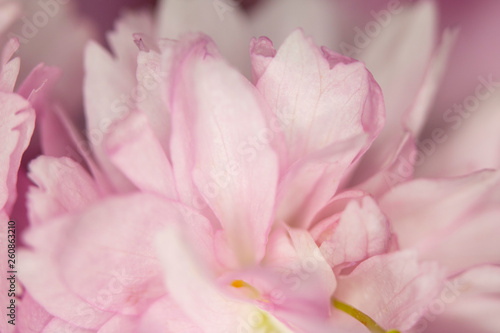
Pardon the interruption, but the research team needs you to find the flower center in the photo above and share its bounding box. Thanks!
[231,280,289,332]
[332,298,400,333]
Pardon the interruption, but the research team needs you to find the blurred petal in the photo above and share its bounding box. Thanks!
[334,251,444,332]
[354,131,416,196]
[27,156,100,226]
[83,41,136,191]
[380,170,500,273]
[19,219,113,329]
[0,92,35,213]
[351,1,445,185]
[0,38,20,92]
[424,265,500,333]
[135,48,172,154]
[417,91,500,178]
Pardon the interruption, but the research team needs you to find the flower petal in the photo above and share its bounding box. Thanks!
[255,30,384,228]
[249,36,276,84]
[135,49,172,155]
[319,196,392,272]
[0,38,20,92]
[334,251,444,332]
[416,92,500,178]
[22,194,215,322]
[380,170,500,273]
[353,131,416,196]
[168,34,279,264]
[83,41,136,191]
[137,296,203,333]
[351,1,446,184]
[0,92,35,213]
[19,220,113,329]
[256,29,384,166]
[27,156,100,226]
[276,134,369,229]
[156,225,256,333]
[104,111,178,199]
[17,293,53,333]
[423,265,500,333]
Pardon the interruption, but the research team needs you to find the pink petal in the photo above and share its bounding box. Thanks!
[404,29,458,137]
[104,111,178,199]
[0,38,20,92]
[83,41,136,191]
[353,131,416,196]
[276,134,369,229]
[42,104,113,194]
[255,30,384,228]
[156,225,253,333]
[416,92,500,178]
[42,319,94,333]
[17,64,60,103]
[334,251,444,332]
[19,220,114,329]
[419,207,500,274]
[17,293,53,333]
[249,36,276,84]
[310,189,366,229]
[21,194,215,324]
[350,1,446,185]
[257,29,384,166]
[423,265,500,333]
[27,156,100,226]
[98,314,137,333]
[168,34,279,264]
[137,296,202,333]
[52,195,194,315]
[0,92,35,214]
[379,170,500,273]
[319,196,392,271]
[135,49,172,155]
[286,228,337,303]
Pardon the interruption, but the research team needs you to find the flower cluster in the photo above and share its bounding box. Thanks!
[1,1,499,332]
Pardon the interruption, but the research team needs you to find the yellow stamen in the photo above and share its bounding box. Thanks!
[231,280,264,301]
[332,298,400,333]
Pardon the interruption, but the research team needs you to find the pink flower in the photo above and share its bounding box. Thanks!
[0,1,499,332]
